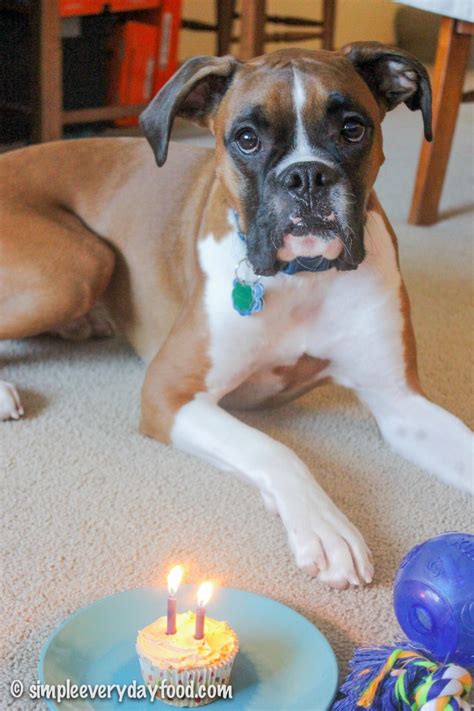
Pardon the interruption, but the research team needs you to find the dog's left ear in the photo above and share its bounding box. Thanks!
[140,55,242,166]
[341,42,432,141]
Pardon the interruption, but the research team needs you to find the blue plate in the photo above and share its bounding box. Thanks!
[38,586,338,711]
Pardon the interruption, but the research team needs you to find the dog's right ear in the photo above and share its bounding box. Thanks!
[140,55,241,167]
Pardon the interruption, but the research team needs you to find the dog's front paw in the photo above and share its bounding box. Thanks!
[281,486,374,588]
[0,380,24,420]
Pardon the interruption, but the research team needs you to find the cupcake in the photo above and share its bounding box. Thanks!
[136,611,239,707]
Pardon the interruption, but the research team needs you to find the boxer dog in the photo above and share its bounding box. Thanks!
[1,44,472,588]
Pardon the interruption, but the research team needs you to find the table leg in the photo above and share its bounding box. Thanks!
[32,0,63,143]
[239,0,266,61]
[216,0,236,56]
[408,17,471,225]
[322,0,336,51]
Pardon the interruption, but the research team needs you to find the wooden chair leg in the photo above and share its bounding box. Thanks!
[322,0,336,51]
[408,17,471,225]
[239,0,266,61]
[31,0,63,143]
[216,0,236,56]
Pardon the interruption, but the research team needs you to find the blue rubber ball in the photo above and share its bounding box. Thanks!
[394,532,474,667]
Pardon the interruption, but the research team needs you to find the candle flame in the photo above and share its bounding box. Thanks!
[167,565,183,596]
[197,581,213,608]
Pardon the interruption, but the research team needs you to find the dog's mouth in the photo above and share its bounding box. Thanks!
[287,214,339,237]
[277,215,344,263]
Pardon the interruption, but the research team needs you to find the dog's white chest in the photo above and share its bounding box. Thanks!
[198,210,402,404]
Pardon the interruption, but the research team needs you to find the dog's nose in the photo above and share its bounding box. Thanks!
[279,161,338,197]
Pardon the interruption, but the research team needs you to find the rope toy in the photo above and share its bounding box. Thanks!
[333,643,472,711]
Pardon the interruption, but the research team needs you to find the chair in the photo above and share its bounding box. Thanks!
[397,1,474,225]
[182,0,337,60]
[0,0,181,144]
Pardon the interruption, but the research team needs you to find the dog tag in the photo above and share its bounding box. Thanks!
[232,279,265,316]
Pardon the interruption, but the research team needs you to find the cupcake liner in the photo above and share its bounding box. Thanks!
[137,647,238,707]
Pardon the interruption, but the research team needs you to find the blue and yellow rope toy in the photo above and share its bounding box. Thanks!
[333,643,472,710]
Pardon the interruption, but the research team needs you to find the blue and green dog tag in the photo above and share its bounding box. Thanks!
[232,259,265,316]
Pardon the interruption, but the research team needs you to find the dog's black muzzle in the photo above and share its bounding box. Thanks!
[244,161,366,276]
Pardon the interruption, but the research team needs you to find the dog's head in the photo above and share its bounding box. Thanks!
[140,44,431,275]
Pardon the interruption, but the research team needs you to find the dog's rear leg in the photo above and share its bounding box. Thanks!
[49,302,116,341]
[0,207,115,419]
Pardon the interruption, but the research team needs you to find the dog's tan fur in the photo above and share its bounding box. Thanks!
[0,139,210,356]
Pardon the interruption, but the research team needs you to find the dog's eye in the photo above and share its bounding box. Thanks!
[341,119,366,143]
[236,128,260,154]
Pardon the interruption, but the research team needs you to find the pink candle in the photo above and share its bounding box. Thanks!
[166,565,183,636]
[195,605,205,640]
[194,582,213,641]
[167,596,177,635]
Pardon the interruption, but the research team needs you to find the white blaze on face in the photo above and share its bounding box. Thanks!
[291,68,313,162]
[276,68,334,177]
[275,68,343,261]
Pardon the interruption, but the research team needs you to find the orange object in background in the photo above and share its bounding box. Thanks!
[108,0,181,126]
[152,0,182,92]
[108,21,157,127]
[59,0,105,17]
[109,0,160,11]
[59,1,160,16]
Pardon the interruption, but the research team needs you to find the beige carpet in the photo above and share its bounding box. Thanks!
[1,103,473,709]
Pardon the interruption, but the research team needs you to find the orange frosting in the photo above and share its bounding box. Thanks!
[136,612,238,671]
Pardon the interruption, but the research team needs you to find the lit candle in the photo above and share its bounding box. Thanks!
[166,565,183,635]
[194,581,213,640]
